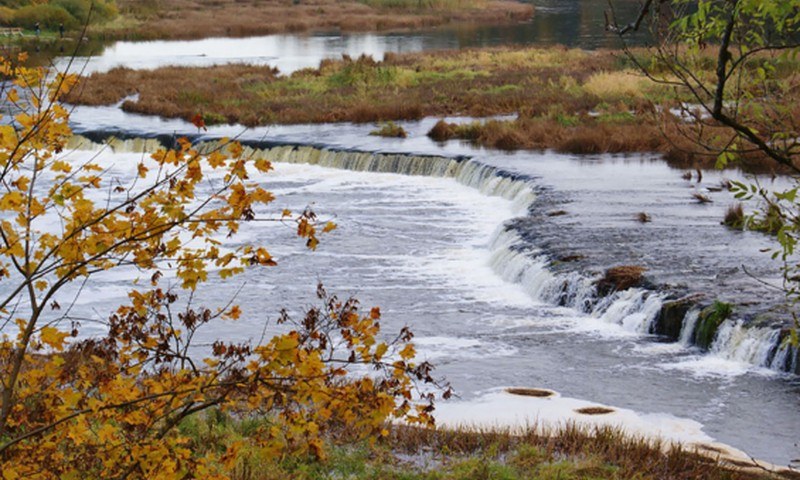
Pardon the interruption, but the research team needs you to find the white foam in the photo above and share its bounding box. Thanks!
[413,336,518,361]
[433,388,715,446]
[657,355,778,379]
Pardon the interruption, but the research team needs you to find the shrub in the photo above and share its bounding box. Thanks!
[427,119,457,141]
[52,0,118,24]
[0,6,14,25]
[12,3,76,29]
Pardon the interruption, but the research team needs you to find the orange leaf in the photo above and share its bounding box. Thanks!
[191,113,207,132]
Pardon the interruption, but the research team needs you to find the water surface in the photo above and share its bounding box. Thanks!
[53,0,648,75]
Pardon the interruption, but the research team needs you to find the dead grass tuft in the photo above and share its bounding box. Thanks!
[692,192,713,204]
[506,387,555,398]
[369,121,408,138]
[575,406,615,415]
[583,70,649,100]
[597,265,648,295]
[723,203,744,229]
[427,119,457,141]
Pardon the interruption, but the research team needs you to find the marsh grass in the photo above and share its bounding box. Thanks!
[179,410,780,480]
[67,46,800,171]
[370,121,408,138]
[723,203,745,229]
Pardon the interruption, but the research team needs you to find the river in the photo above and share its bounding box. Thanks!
[31,0,800,468]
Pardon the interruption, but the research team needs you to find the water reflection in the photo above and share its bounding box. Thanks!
[46,0,650,74]
[436,0,648,49]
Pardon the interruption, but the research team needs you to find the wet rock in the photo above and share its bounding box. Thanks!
[693,301,733,350]
[651,294,705,340]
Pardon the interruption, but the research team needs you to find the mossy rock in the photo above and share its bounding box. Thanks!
[652,294,704,340]
[693,301,733,350]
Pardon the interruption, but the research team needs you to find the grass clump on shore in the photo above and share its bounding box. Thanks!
[178,409,784,480]
[370,121,408,138]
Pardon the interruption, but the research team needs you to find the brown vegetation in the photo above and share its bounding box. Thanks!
[370,121,408,138]
[505,387,555,398]
[68,48,622,124]
[692,191,713,204]
[66,46,800,172]
[386,424,783,480]
[723,204,745,229]
[99,0,533,40]
[575,407,615,415]
[596,266,648,295]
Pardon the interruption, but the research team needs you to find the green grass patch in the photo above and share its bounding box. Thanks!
[694,301,733,349]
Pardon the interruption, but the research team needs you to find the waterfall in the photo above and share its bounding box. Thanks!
[66,134,798,375]
[710,322,784,369]
[679,309,700,346]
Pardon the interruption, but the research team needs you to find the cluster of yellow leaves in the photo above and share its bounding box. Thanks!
[0,55,442,479]
[1,286,438,479]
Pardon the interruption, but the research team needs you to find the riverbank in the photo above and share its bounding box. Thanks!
[89,0,533,40]
[65,46,800,172]
[181,407,792,480]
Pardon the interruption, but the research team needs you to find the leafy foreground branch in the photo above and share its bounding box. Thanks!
[607,0,800,334]
[0,55,445,479]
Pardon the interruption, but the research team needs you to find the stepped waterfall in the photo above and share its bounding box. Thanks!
[69,134,800,375]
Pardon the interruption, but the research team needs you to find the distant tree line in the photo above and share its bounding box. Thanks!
[0,0,117,31]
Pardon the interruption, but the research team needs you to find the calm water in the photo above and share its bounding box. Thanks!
[52,0,648,75]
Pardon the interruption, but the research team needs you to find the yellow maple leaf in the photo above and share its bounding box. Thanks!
[40,326,69,350]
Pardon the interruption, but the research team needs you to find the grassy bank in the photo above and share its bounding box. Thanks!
[180,409,791,479]
[68,48,633,124]
[69,46,800,170]
[87,0,533,40]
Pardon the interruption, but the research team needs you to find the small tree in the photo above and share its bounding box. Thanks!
[0,55,444,478]
[607,1,800,331]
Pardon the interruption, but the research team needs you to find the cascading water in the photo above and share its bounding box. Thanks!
[68,135,800,375]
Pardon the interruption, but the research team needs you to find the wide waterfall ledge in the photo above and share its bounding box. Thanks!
[64,134,800,376]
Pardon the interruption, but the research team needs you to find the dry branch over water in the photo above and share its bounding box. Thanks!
[67,46,800,171]
[100,0,533,40]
